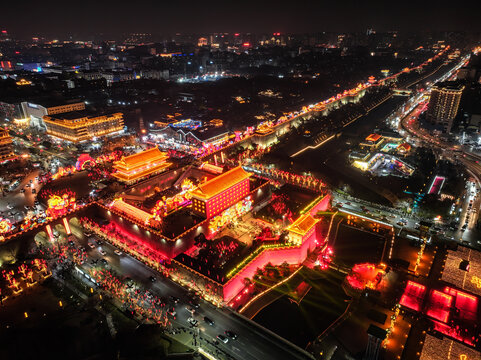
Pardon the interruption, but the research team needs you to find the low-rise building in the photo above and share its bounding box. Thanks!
[101,70,136,86]
[360,133,384,150]
[44,111,124,142]
[21,99,86,129]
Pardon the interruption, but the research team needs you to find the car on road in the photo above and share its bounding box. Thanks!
[99,249,107,256]
[100,258,108,265]
[204,316,214,326]
[88,243,96,249]
[186,306,196,315]
[188,299,200,308]
[216,334,228,344]
[169,296,180,304]
[188,317,198,327]
[225,330,238,340]
[68,240,75,247]
[149,275,157,282]
[95,239,103,246]
[114,249,122,256]
[31,189,36,194]
[397,221,405,226]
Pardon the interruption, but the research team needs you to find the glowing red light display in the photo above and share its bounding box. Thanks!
[400,281,426,311]
[426,290,453,323]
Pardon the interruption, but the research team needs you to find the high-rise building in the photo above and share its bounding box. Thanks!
[427,82,464,133]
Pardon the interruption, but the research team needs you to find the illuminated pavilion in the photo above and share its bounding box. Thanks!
[190,166,251,218]
[286,213,319,246]
[112,147,172,184]
[0,129,15,162]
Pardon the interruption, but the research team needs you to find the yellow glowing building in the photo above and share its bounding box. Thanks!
[190,166,251,218]
[112,147,171,184]
[43,111,124,142]
[286,213,319,245]
[0,129,15,162]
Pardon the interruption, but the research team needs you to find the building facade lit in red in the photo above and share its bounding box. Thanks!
[191,166,251,218]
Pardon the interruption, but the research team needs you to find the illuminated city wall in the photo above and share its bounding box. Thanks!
[222,226,318,301]
[308,194,331,215]
[96,204,191,258]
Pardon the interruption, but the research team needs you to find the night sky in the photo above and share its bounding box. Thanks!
[2,0,480,39]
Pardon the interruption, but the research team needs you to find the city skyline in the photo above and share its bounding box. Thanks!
[2,0,481,40]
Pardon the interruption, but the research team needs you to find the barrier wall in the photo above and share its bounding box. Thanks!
[222,227,318,301]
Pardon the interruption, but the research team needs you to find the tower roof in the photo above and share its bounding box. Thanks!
[114,147,168,170]
[287,213,319,236]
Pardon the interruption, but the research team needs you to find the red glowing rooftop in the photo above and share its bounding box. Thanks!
[426,290,453,323]
[400,281,426,312]
[286,213,319,236]
[365,133,382,142]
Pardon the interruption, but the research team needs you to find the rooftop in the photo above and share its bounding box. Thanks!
[46,109,113,120]
[432,81,465,92]
[183,125,230,142]
[287,213,319,236]
[365,133,382,142]
[115,147,169,169]
[0,129,10,138]
[33,98,84,109]
[398,143,411,151]
[190,166,251,200]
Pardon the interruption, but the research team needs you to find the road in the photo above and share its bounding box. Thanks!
[65,223,314,360]
[400,98,481,245]
[0,170,42,223]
